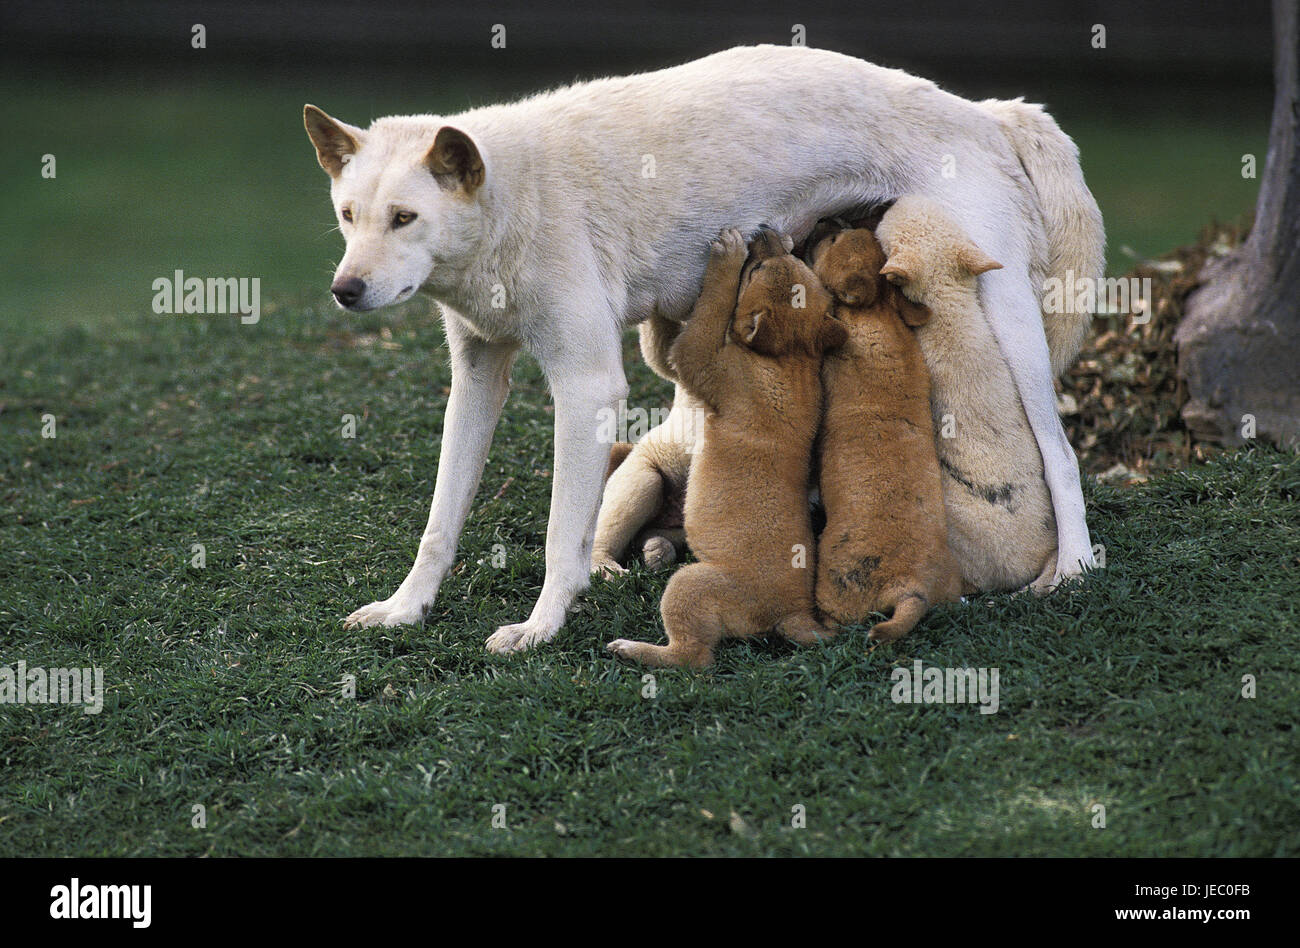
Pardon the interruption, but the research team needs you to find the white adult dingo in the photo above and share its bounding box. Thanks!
[304,44,1104,653]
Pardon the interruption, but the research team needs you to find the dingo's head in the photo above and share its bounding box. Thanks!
[304,105,487,311]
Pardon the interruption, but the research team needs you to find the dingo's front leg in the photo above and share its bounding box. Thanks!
[344,318,518,629]
[486,325,628,653]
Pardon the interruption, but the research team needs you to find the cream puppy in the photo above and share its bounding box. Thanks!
[876,196,1058,592]
[591,383,702,576]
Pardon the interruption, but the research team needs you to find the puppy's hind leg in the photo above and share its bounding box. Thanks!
[607,563,743,668]
[591,451,667,578]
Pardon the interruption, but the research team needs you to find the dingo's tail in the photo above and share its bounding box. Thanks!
[981,97,1106,376]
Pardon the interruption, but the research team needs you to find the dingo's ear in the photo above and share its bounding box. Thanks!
[304,105,363,178]
[957,242,1003,276]
[426,126,485,194]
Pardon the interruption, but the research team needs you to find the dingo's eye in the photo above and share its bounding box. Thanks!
[341,207,353,223]
[393,211,417,228]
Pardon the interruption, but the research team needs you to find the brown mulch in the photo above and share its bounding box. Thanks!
[1055,220,1249,485]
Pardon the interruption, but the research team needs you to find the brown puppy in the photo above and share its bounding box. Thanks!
[809,226,962,643]
[607,227,847,668]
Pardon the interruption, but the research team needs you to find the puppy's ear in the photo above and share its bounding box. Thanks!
[879,253,915,286]
[425,126,486,194]
[896,294,932,328]
[734,308,768,343]
[856,273,880,307]
[733,308,779,354]
[304,105,364,178]
[819,316,849,351]
[957,241,1003,276]
[800,218,843,261]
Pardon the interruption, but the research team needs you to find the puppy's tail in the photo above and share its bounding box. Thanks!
[868,593,929,644]
[604,441,636,481]
[979,97,1105,376]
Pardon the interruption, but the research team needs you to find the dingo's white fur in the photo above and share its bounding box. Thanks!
[304,44,1103,653]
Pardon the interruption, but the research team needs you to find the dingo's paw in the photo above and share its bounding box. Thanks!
[1045,547,1096,592]
[343,594,429,629]
[486,618,559,654]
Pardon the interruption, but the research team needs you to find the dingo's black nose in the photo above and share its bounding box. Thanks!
[331,277,366,307]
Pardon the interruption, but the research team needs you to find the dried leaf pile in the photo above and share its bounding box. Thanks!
[1055,221,1247,484]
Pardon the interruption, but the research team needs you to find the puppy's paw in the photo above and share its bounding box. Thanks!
[709,227,746,263]
[606,638,652,664]
[866,624,905,645]
[590,554,628,580]
[1029,572,1057,596]
[640,535,678,571]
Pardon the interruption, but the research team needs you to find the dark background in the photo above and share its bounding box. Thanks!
[4,0,1273,77]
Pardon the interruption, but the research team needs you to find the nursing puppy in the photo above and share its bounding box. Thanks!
[591,383,702,576]
[607,228,847,668]
[809,226,962,642]
[876,195,1058,592]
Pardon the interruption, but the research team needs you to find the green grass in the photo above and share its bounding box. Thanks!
[0,57,1290,856]
[1,303,1297,856]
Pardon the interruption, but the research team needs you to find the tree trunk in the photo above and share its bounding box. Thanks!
[1177,0,1300,449]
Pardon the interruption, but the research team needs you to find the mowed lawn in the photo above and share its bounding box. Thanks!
[1,301,1297,857]
[0,61,1294,856]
